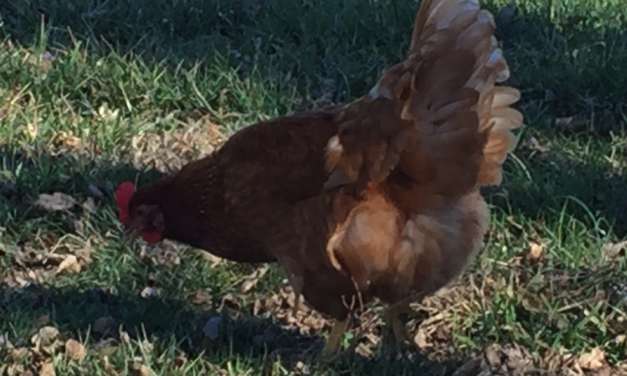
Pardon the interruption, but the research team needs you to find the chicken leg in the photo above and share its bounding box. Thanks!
[320,318,350,361]
[385,301,413,343]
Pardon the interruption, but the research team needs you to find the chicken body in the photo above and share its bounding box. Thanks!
[122,0,523,360]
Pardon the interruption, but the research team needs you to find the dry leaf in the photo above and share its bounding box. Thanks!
[413,327,429,350]
[54,131,83,152]
[103,356,120,376]
[198,251,223,268]
[94,339,119,358]
[35,192,76,211]
[9,347,29,361]
[25,122,40,140]
[56,255,82,275]
[601,241,627,262]
[173,350,188,369]
[132,363,152,376]
[31,326,59,348]
[592,367,611,376]
[140,287,160,299]
[523,137,550,158]
[578,347,607,371]
[64,339,86,362]
[528,241,545,263]
[240,265,269,293]
[39,361,56,376]
[189,291,212,306]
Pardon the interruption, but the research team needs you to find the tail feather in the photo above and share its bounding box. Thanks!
[323,0,523,195]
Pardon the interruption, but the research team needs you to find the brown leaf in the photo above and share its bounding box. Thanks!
[523,137,550,158]
[240,265,269,293]
[39,361,56,376]
[528,241,545,263]
[413,326,429,350]
[10,347,30,361]
[578,347,607,371]
[93,339,119,358]
[173,350,188,369]
[102,356,120,376]
[132,363,152,376]
[140,287,160,299]
[31,326,59,348]
[56,255,82,275]
[601,241,627,262]
[484,344,502,367]
[189,291,212,306]
[10,245,46,267]
[592,366,611,376]
[64,339,86,362]
[35,192,76,211]
[198,251,223,268]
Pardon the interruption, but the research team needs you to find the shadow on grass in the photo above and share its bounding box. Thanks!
[486,145,627,239]
[0,285,461,375]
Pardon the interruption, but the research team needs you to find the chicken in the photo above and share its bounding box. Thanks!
[116,0,523,361]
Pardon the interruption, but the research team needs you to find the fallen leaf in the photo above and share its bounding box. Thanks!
[103,356,120,376]
[9,347,29,361]
[65,339,86,362]
[173,350,188,369]
[39,361,56,376]
[413,326,429,350]
[56,255,82,275]
[199,251,223,268]
[601,241,627,262]
[523,137,550,158]
[120,331,131,345]
[140,339,154,355]
[31,326,59,348]
[484,344,502,367]
[93,339,119,358]
[189,291,212,306]
[24,122,40,140]
[578,347,607,371]
[54,131,83,152]
[132,363,152,376]
[240,265,269,293]
[592,366,611,376]
[35,192,76,211]
[11,245,47,267]
[528,241,545,263]
[140,287,160,299]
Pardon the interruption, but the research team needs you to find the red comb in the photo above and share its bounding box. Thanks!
[115,181,136,223]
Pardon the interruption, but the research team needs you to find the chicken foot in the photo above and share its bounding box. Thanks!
[380,296,425,357]
[320,318,350,361]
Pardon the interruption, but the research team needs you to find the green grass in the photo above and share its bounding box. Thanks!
[1,0,626,374]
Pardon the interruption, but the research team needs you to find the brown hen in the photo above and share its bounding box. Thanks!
[117,0,523,360]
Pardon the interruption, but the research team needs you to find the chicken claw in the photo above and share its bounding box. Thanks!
[320,318,350,361]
